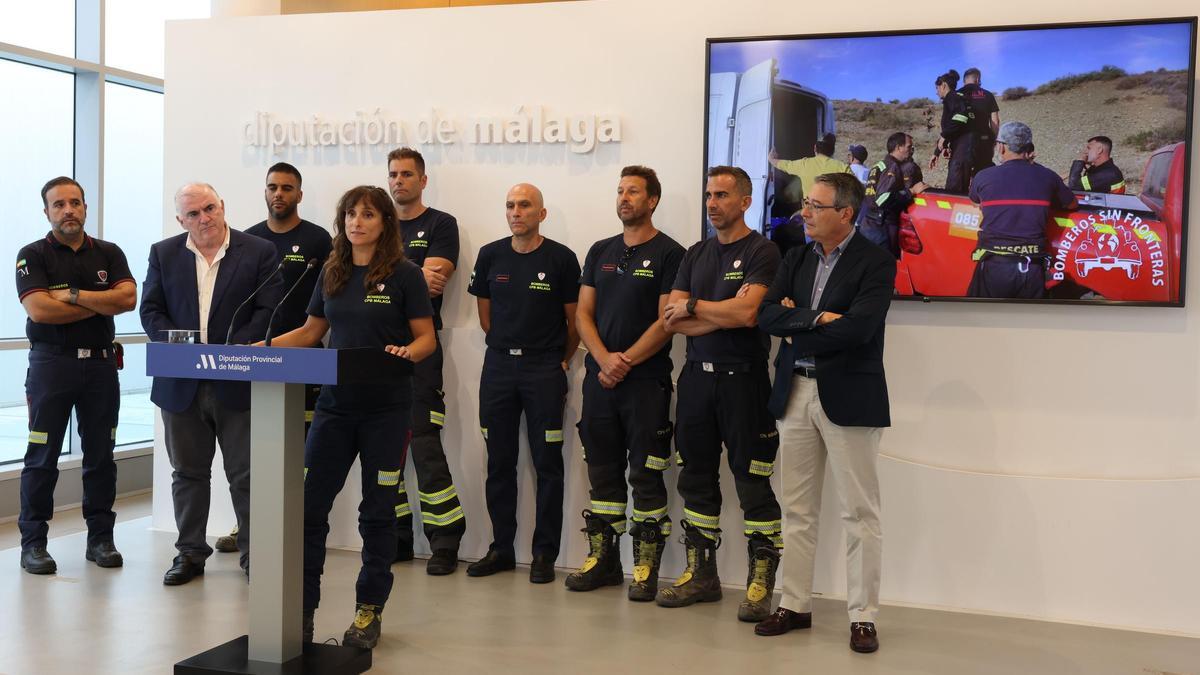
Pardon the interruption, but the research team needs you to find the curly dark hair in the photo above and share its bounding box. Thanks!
[323,185,406,297]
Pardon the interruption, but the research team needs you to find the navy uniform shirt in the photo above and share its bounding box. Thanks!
[1068,158,1126,194]
[940,90,972,141]
[959,83,999,141]
[671,231,780,364]
[468,237,581,353]
[307,262,433,410]
[581,231,684,379]
[970,160,1076,253]
[399,207,459,330]
[16,232,135,348]
[245,219,332,337]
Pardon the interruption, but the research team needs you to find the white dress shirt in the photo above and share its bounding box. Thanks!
[185,226,231,344]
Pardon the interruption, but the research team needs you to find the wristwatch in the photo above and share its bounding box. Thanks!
[68,287,79,305]
[685,297,698,316]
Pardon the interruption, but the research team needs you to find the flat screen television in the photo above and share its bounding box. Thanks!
[705,18,1195,306]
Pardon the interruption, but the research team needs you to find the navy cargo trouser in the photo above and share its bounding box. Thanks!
[576,373,673,536]
[303,388,411,610]
[396,338,466,552]
[967,253,1047,299]
[673,360,782,548]
[20,346,120,550]
[946,134,975,194]
[478,347,568,559]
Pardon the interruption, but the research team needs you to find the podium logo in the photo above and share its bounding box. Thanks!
[196,354,218,370]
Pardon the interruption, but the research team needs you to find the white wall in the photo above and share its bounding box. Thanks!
[158,0,1200,635]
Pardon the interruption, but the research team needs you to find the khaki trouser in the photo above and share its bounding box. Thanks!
[777,374,883,623]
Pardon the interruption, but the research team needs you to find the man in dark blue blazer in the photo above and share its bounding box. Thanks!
[140,183,283,585]
[752,173,895,654]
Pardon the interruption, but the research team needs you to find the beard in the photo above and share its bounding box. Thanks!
[270,202,297,220]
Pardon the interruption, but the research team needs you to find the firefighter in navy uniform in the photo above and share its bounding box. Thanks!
[387,147,467,574]
[1068,135,1126,194]
[659,166,783,623]
[968,122,1077,299]
[565,166,685,600]
[959,67,1001,178]
[15,177,137,575]
[467,183,581,584]
[267,185,436,649]
[860,132,928,256]
[213,162,332,555]
[930,69,974,194]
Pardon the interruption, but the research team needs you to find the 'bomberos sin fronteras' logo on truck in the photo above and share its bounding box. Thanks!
[1051,209,1166,287]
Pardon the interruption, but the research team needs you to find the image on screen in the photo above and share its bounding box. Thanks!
[705,18,1195,305]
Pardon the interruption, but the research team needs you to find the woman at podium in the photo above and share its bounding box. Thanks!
[264,185,435,649]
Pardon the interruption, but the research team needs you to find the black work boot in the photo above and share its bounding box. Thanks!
[738,534,781,622]
[20,547,56,575]
[343,603,383,649]
[302,609,315,643]
[655,521,722,607]
[565,510,623,592]
[426,548,459,576]
[627,517,668,602]
[85,540,124,568]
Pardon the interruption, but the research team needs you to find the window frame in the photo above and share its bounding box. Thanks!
[0,1,172,466]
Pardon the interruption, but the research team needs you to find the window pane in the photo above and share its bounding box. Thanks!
[104,0,210,78]
[0,344,154,467]
[0,60,74,341]
[114,342,153,447]
[103,82,162,335]
[0,349,31,466]
[0,1,75,58]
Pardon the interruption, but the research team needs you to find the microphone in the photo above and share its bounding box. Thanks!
[264,258,320,346]
[224,261,284,345]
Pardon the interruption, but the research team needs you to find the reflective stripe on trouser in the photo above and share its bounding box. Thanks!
[776,374,882,623]
[576,374,672,534]
[20,352,120,550]
[478,348,567,558]
[396,339,467,550]
[303,401,411,610]
[673,362,781,546]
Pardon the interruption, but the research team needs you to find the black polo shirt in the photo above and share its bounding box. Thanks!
[468,236,580,353]
[581,231,684,379]
[245,219,333,338]
[16,232,135,348]
[307,262,433,409]
[671,231,779,364]
[400,207,460,331]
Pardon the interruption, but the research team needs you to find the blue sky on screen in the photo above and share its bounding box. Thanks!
[708,22,1193,101]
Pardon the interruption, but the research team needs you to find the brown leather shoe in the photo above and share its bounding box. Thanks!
[850,622,879,653]
[754,607,812,636]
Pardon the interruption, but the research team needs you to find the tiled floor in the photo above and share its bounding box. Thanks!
[1,494,1198,674]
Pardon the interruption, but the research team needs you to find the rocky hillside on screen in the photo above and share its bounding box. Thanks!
[833,68,1188,194]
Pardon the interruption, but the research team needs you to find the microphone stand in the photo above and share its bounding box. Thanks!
[224,261,284,345]
[264,259,319,347]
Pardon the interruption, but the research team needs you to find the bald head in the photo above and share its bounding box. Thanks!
[505,182,547,238]
[507,183,544,209]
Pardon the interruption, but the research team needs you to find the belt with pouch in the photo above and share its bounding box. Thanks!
[31,343,112,360]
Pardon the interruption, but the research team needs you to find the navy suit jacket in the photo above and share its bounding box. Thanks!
[757,231,895,427]
[140,228,284,413]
